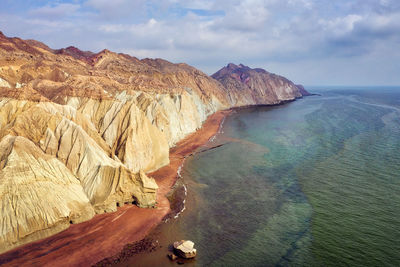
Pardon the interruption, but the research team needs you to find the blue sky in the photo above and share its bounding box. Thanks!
[1,0,399,85]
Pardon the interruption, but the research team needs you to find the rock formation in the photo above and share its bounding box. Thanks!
[0,31,309,253]
[173,240,197,259]
[212,63,305,106]
[296,84,312,96]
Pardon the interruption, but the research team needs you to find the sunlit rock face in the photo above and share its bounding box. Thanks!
[0,32,307,252]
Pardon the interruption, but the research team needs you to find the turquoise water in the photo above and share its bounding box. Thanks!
[125,87,400,266]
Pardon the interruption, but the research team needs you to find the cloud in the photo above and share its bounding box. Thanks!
[213,0,270,32]
[85,0,147,20]
[28,3,81,20]
[319,14,363,35]
[0,0,400,85]
[356,12,400,38]
[171,0,215,10]
[288,0,313,9]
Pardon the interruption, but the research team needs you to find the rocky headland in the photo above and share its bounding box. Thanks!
[212,63,304,105]
[0,31,309,263]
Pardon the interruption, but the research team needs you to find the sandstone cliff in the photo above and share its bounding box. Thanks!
[0,31,308,253]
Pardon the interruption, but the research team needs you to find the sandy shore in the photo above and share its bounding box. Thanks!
[0,110,230,267]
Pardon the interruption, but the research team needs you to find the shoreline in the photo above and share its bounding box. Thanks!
[0,110,231,267]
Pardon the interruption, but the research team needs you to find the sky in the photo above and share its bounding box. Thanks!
[0,0,399,86]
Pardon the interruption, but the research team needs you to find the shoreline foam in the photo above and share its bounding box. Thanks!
[0,110,231,267]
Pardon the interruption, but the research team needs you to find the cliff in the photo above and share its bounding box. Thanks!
[212,63,307,106]
[296,84,312,96]
[0,32,308,253]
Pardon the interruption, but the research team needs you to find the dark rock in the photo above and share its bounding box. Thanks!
[168,253,178,260]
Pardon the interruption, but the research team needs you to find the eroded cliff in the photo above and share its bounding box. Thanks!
[0,32,308,253]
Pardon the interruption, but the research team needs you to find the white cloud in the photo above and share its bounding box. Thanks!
[1,0,400,85]
[28,3,81,19]
[212,0,270,32]
[85,0,147,19]
[172,0,215,10]
[288,0,313,9]
[319,14,363,36]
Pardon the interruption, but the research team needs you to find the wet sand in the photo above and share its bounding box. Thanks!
[0,110,230,267]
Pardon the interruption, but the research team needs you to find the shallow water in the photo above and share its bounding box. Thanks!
[123,87,400,266]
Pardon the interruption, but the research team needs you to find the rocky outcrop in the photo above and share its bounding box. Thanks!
[0,32,309,253]
[173,240,197,259]
[212,63,308,106]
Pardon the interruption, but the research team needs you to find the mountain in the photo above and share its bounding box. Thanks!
[296,84,312,96]
[212,63,307,106]
[0,31,309,253]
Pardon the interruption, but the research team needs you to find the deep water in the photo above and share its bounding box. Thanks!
[123,87,400,267]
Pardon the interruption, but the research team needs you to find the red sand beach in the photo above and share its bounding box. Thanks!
[0,110,230,267]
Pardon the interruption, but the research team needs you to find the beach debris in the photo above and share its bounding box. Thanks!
[173,240,197,259]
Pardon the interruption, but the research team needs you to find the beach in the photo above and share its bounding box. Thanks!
[0,110,230,267]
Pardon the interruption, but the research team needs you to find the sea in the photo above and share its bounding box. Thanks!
[122,86,400,267]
